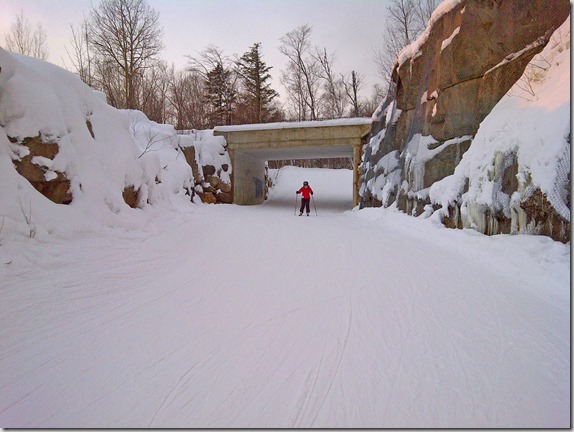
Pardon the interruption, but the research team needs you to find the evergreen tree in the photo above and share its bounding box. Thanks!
[236,43,279,123]
[205,62,236,126]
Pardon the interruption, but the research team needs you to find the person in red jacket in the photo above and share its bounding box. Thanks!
[296,181,314,216]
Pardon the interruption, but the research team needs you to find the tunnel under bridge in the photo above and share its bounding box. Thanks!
[213,118,372,206]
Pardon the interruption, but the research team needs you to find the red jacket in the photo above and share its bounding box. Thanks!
[297,185,314,199]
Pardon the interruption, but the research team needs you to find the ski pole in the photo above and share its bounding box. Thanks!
[311,194,318,216]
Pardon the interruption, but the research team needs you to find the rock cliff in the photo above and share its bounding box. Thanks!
[179,132,232,204]
[360,0,570,242]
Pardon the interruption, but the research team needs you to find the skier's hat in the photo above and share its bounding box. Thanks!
[303,181,309,185]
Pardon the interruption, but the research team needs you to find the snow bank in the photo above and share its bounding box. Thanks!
[0,49,230,245]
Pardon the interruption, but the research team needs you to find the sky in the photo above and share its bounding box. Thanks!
[0,0,393,102]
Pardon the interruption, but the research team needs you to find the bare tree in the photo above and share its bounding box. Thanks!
[373,0,417,87]
[281,67,306,121]
[279,24,322,121]
[186,44,229,79]
[390,0,420,45]
[4,10,48,60]
[373,0,439,94]
[167,68,209,129]
[139,60,170,123]
[341,71,364,117]
[66,19,95,86]
[414,0,440,31]
[91,57,124,106]
[87,0,164,109]
[314,47,346,119]
[361,83,386,116]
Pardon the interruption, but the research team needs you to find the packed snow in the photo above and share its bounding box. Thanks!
[0,166,570,428]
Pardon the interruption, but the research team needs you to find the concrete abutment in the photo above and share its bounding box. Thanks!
[229,150,267,205]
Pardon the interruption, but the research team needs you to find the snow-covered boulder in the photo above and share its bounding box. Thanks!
[0,48,155,238]
[177,129,232,204]
[0,49,231,242]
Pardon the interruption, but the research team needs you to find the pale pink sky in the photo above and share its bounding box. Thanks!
[0,0,393,100]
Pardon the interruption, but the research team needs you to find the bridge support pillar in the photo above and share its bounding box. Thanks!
[353,143,361,207]
[230,150,266,205]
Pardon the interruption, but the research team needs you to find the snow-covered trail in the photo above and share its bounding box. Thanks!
[0,167,569,428]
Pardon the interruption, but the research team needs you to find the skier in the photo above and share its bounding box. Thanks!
[296,181,314,216]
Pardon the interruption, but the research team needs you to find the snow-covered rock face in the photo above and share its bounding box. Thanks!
[0,49,231,240]
[360,0,570,242]
[177,129,232,204]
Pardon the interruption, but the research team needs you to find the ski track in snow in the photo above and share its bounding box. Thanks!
[0,167,570,428]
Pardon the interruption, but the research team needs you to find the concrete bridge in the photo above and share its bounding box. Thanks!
[213,118,372,206]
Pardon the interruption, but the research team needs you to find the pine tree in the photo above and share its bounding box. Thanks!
[236,43,279,124]
[205,62,236,127]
